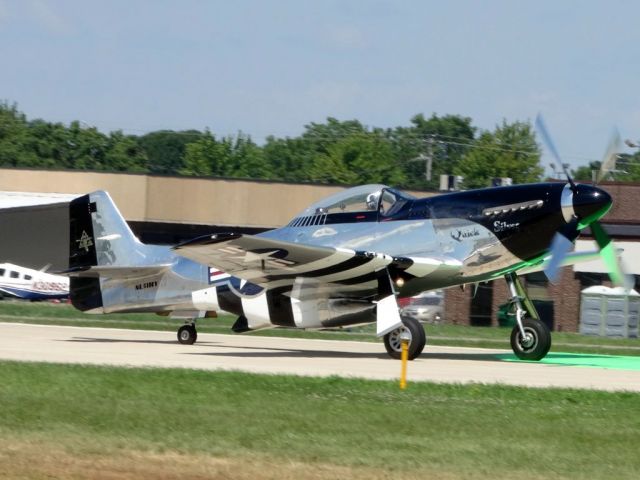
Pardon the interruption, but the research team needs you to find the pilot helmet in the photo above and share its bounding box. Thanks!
[366,191,381,210]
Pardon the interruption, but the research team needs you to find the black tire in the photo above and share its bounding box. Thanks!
[383,316,426,360]
[177,324,197,345]
[510,317,551,360]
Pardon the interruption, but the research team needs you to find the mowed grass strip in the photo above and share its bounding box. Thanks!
[2,300,640,356]
[0,441,395,480]
[0,361,639,480]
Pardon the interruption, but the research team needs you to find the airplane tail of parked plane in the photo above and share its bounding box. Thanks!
[67,191,172,312]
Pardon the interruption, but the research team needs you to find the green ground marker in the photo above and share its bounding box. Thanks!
[497,352,640,371]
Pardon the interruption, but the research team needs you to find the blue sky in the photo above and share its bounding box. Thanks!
[1,0,639,174]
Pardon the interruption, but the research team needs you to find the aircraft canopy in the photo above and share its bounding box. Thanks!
[296,184,415,218]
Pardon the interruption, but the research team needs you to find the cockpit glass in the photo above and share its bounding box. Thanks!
[294,184,416,219]
[297,184,388,216]
[380,190,397,215]
[380,188,413,216]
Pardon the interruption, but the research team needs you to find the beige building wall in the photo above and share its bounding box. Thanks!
[0,169,149,222]
[144,176,347,227]
[0,168,434,228]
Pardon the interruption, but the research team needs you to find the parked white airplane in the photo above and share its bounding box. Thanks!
[0,263,69,300]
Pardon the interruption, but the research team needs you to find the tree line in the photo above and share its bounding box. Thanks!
[7,100,622,190]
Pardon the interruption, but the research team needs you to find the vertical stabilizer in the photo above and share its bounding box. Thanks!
[68,191,147,311]
[70,191,144,269]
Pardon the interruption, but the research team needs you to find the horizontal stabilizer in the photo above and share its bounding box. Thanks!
[58,264,171,280]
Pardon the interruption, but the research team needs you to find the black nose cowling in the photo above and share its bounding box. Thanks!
[573,184,612,226]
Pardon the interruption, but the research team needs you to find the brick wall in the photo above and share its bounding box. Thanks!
[601,182,640,223]
[491,278,510,328]
[546,269,581,332]
[443,286,471,326]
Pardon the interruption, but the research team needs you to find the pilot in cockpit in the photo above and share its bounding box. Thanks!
[366,191,381,210]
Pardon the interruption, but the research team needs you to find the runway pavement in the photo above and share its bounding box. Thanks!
[2,322,640,392]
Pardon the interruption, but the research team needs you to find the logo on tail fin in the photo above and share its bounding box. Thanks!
[76,231,94,252]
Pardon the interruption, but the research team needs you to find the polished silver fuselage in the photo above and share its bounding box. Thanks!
[98,213,531,317]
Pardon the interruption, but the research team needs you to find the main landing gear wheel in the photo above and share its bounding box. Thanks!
[177,324,197,345]
[383,316,426,360]
[510,317,551,361]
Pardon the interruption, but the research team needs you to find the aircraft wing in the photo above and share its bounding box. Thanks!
[175,233,462,288]
[174,233,395,287]
[175,233,463,337]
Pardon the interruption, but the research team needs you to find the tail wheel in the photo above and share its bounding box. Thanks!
[510,317,551,360]
[177,324,197,345]
[383,316,426,360]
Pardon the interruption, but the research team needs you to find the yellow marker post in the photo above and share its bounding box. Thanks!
[400,335,409,390]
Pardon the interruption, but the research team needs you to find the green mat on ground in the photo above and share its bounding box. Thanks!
[496,352,640,371]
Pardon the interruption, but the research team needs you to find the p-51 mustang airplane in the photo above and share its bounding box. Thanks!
[63,178,620,362]
[61,118,625,362]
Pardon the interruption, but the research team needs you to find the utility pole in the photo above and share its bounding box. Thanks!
[425,135,434,182]
[411,153,429,181]
[409,134,435,183]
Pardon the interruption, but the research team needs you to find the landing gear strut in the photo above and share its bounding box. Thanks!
[504,272,551,360]
[177,323,197,345]
[383,316,426,360]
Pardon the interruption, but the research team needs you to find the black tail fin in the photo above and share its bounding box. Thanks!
[69,193,102,311]
[69,194,99,271]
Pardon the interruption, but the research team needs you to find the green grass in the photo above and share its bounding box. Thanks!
[1,300,640,355]
[0,361,638,479]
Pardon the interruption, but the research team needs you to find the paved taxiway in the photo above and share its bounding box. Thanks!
[1,322,640,392]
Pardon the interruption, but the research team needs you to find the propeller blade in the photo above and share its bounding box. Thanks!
[545,217,579,283]
[535,114,576,189]
[590,221,633,289]
[595,129,622,184]
[535,114,563,167]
